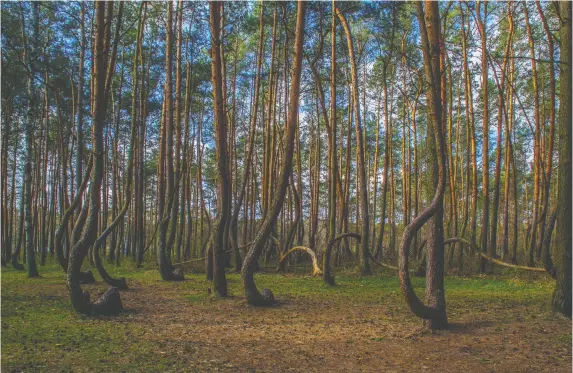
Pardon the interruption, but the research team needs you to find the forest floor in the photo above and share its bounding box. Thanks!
[2,261,571,373]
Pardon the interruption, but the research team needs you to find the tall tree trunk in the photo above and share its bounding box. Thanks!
[230,2,265,273]
[241,0,305,306]
[524,3,541,266]
[336,6,371,276]
[502,41,515,261]
[476,1,490,273]
[323,0,338,285]
[460,4,478,256]
[210,1,229,297]
[489,2,513,259]
[76,2,86,223]
[157,1,183,281]
[67,2,122,316]
[551,0,572,318]
[21,2,40,277]
[399,1,447,330]
[536,1,556,269]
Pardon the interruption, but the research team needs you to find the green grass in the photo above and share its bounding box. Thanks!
[1,259,559,372]
[2,262,162,372]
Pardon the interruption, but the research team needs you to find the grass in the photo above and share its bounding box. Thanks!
[1,259,567,372]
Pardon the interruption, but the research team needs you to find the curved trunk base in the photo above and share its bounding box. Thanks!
[94,247,128,289]
[323,233,361,286]
[323,273,335,286]
[246,287,275,307]
[92,286,123,316]
[167,267,185,281]
[11,255,24,270]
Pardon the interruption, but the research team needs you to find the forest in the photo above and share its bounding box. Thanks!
[1,1,572,372]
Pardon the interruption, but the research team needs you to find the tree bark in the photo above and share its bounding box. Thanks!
[552,1,572,318]
[336,6,371,276]
[241,0,306,306]
[210,1,230,297]
[399,1,447,330]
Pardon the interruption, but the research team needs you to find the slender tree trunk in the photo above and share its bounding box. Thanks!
[536,1,556,269]
[475,1,490,272]
[157,1,183,281]
[241,0,305,306]
[20,2,40,277]
[67,2,122,316]
[552,1,572,318]
[524,3,541,266]
[210,1,229,297]
[230,2,265,273]
[460,5,478,256]
[323,0,338,285]
[399,1,447,330]
[489,2,513,259]
[336,6,371,276]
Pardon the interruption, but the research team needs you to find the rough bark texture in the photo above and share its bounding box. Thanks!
[323,233,361,285]
[552,1,572,318]
[241,0,305,307]
[230,2,265,274]
[336,6,371,276]
[210,1,229,297]
[399,1,447,330]
[66,2,122,316]
[157,2,184,282]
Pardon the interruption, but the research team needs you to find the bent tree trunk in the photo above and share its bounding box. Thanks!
[91,3,126,289]
[230,2,265,273]
[399,1,447,330]
[66,2,122,316]
[279,246,322,276]
[323,232,361,285]
[157,2,184,282]
[53,155,95,284]
[241,0,306,307]
[277,176,301,273]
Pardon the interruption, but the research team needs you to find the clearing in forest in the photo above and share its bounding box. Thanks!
[2,263,571,373]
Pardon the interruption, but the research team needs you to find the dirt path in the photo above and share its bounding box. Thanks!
[111,277,571,373]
